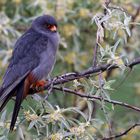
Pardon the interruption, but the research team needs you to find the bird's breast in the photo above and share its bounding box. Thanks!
[31,39,58,81]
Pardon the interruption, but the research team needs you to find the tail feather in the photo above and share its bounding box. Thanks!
[0,71,30,131]
[0,88,16,112]
[0,71,29,102]
[10,80,24,131]
[0,87,4,97]
[0,95,12,112]
[0,87,10,111]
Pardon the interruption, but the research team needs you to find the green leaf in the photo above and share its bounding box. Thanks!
[0,110,7,122]
[28,120,37,130]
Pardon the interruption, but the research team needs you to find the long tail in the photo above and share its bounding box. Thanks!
[0,71,30,131]
[0,91,14,112]
[0,71,29,103]
[10,80,25,131]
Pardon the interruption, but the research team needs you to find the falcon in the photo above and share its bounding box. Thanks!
[0,15,59,131]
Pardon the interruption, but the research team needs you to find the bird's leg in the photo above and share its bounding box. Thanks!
[44,77,57,100]
[36,80,46,87]
[31,80,48,93]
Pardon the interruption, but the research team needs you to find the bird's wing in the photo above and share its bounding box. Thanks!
[0,28,48,101]
[2,29,40,88]
[0,29,50,131]
[0,71,29,112]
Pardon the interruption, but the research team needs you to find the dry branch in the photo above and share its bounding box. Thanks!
[53,87,140,113]
[29,56,140,94]
[101,123,140,140]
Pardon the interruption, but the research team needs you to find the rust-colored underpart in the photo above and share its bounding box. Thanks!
[23,73,47,97]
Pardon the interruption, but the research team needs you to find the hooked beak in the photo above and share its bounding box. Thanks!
[50,25,57,32]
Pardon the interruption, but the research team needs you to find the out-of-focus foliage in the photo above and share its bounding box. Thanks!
[0,0,140,140]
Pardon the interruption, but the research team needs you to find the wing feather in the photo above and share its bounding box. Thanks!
[0,28,48,104]
[2,29,41,88]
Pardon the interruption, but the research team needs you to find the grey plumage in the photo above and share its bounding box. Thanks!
[0,15,59,130]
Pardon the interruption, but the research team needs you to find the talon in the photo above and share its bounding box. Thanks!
[31,80,48,94]
[36,80,46,87]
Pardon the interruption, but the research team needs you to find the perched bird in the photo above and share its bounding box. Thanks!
[0,15,59,131]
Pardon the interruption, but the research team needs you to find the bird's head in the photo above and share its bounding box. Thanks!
[32,15,58,35]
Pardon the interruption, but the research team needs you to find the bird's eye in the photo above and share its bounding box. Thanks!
[46,24,57,32]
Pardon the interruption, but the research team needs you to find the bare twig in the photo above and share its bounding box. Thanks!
[126,5,140,42]
[93,43,98,67]
[130,6,140,31]
[104,0,111,7]
[53,87,140,113]
[101,123,140,140]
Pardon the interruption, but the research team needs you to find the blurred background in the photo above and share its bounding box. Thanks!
[0,0,140,139]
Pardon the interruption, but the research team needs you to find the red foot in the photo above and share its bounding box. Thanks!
[31,80,47,94]
[36,80,46,87]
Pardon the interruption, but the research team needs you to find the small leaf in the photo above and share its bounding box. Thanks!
[125,26,131,37]
[113,39,121,53]
[124,13,131,36]
[103,90,111,101]
[103,80,115,91]
[87,101,93,121]
[18,127,24,140]
[28,120,36,130]
[112,104,114,110]
[1,110,7,122]
[0,136,7,140]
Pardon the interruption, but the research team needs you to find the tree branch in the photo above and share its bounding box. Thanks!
[93,43,98,67]
[101,123,140,140]
[29,56,140,94]
[28,57,140,113]
[53,87,140,113]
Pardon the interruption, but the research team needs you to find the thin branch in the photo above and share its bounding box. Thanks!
[130,6,140,31]
[104,0,111,7]
[53,87,140,113]
[101,123,140,140]
[126,5,140,42]
[93,0,111,67]
[29,56,140,95]
[53,87,140,139]
[93,43,98,67]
